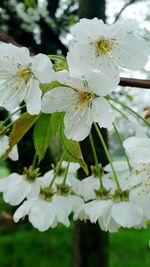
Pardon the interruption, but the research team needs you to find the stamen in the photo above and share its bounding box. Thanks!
[96,37,113,55]
[19,69,31,78]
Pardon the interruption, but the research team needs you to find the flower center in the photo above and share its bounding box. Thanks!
[15,65,32,90]
[79,92,92,104]
[19,68,31,78]
[95,37,113,55]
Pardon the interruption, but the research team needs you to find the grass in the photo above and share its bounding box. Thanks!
[0,226,149,267]
[110,228,150,267]
[0,227,73,267]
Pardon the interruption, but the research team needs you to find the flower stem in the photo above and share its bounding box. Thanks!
[49,151,66,188]
[94,122,121,190]
[0,121,14,135]
[32,153,38,171]
[89,132,104,188]
[110,103,128,120]
[62,161,70,186]
[3,104,26,125]
[113,123,132,173]
[109,97,150,127]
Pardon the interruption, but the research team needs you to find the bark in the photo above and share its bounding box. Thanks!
[71,1,109,267]
[79,0,106,20]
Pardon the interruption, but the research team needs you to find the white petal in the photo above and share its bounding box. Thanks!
[112,34,149,70]
[37,170,54,187]
[98,202,119,232]
[0,43,30,66]
[123,137,150,165]
[92,54,119,79]
[42,87,77,113]
[64,106,93,141]
[29,199,56,231]
[84,200,112,223]
[1,87,25,111]
[52,196,71,227]
[25,79,42,114]
[67,44,95,76]
[31,53,55,83]
[0,135,9,157]
[70,18,106,43]
[112,202,143,228]
[13,199,34,222]
[0,173,21,192]
[84,71,118,96]
[8,145,19,161]
[3,177,31,206]
[130,187,150,219]
[67,195,84,212]
[104,161,129,173]
[92,97,114,130]
[55,70,83,90]
[80,176,99,201]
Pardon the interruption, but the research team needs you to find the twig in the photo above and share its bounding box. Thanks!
[120,77,150,89]
[114,0,139,23]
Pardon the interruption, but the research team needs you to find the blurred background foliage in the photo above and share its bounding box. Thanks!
[0,0,150,266]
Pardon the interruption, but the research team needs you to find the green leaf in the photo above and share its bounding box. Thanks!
[49,112,64,140]
[4,112,39,159]
[40,81,61,94]
[34,113,63,161]
[49,54,68,71]
[60,122,88,175]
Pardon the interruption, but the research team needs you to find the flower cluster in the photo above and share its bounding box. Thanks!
[0,18,149,232]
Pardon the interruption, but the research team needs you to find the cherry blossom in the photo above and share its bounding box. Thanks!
[0,43,55,114]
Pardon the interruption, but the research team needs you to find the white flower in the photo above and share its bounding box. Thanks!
[0,134,18,161]
[67,18,149,77]
[13,193,83,231]
[84,199,143,232]
[13,197,57,231]
[42,70,117,141]
[124,135,150,220]
[123,135,150,188]
[0,170,54,206]
[70,175,99,201]
[0,43,55,114]
[103,161,131,193]
[123,136,150,166]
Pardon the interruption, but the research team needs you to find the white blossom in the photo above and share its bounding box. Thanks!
[67,18,149,77]
[0,170,54,206]
[83,198,143,232]
[69,175,99,201]
[13,191,84,231]
[124,135,150,220]
[42,70,118,141]
[124,135,150,166]
[13,197,57,231]
[0,43,55,114]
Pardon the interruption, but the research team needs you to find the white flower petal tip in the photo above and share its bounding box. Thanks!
[112,202,143,228]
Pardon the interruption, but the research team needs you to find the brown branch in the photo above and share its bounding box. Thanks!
[120,77,150,89]
[114,0,139,23]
